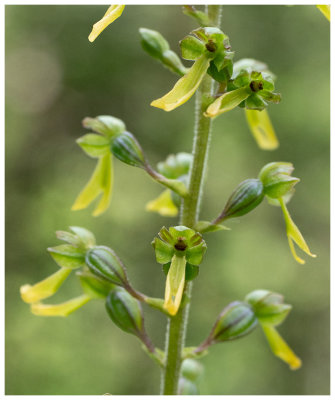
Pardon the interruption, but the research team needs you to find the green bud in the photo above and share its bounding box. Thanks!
[111,131,147,169]
[157,152,193,179]
[216,179,264,222]
[77,271,113,299]
[181,359,203,382]
[68,226,96,249]
[85,246,128,286]
[210,301,258,342]
[105,287,144,336]
[47,244,86,269]
[82,115,126,138]
[139,28,187,76]
[178,378,199,395]
[76,133,110,158]
[258,162,300,199]
[245,289,292,326]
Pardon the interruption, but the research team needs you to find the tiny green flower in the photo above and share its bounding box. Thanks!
[88,5,125,42]
[259,162,316,264]
[152,226,206,315]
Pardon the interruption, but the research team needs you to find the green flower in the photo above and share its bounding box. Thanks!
[151,27,233,111]
[152,226,206,315]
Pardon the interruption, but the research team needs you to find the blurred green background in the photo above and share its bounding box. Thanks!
[5,5,329,395]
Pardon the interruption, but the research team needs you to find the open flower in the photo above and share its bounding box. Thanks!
[88,5,125,42]
[152,226,206,315]
[259,162,316,264]
[151,27,233,112]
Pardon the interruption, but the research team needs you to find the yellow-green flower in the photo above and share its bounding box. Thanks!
[88,5,125,42]
[316,5,330,21]
[261,324,301,370]
[279,197,316,265]
[245,109,279,150]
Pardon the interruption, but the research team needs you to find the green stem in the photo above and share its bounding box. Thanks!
[161,5,222,395]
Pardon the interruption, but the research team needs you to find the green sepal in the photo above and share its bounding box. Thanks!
[194,221,230,234]
[186,242,207,265]
[82,115,125,138]
[105,287,144,336]
[180,35,206,60]
[210,301,258,342]
[163,262,199,282]
[85,246,128,286]
[55,231,83,249]
[111,131,147,169]
[207,60,233,84]
[77,271,114,299]
[76,134,110,158]
[69,226,96,249]
[47,244,85,269]
[218,179,264,221]
[245,290,292,326]
[182,5,213,27]
[152,237,174,264]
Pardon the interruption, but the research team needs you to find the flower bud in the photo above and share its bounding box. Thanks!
[139,28,187,76]
[82,115,126,137]
[209,301,258,343]
[56,226,96,250]
[157,152,192,180]
[258,162,299,199]
[216,179,264,222]
[105,287,144,336]
[178,378,198,395]
[181,359,203,382]
[111,131,147,169]
[47,244,86,269]
[85,246,128,286]
[182,5,212,27]
[245,289,292,326]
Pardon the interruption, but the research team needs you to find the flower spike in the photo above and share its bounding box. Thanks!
[88,5,125,42]
[151,55,210,112]
[279,198,316,264]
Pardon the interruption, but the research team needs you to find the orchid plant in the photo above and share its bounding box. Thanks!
[20,4,328,395]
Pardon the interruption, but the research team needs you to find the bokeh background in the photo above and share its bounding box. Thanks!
[5,5,330,395]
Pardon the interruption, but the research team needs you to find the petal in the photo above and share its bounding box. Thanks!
[164,255,186,316]
[88,5,125,42]
[20,267,72,304]
[146,189,179,217]
[245,109,279,150]
[72,153,113,216]
[204,87,250,118]
[261,324,302,370]
[316,5,330,21]
[151,54,210,111]
[279,198,316,264]
[31,294,92,317]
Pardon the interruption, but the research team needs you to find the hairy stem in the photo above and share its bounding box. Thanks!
[161,5,222,395]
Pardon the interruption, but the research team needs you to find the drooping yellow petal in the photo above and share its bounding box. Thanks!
[31,294,92,317]
[261,324,302,370]
[204,87,250,118]
[151,54,210,112]
[88,5,125,42]
[72,153,113,217]
[146,189,178,217]
[164,255,186,316]
[316,5,330,21]
[20,267,72,304]
[279,198,316,264]
[245,109,279,150]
